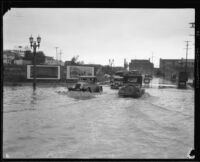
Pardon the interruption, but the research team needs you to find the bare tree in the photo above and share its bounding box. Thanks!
[71,55,79,65]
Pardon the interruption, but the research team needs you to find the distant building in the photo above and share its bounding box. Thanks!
[64,61,72,66]
[124,59,128,70]
[129,59,154,75]
[11,50,25,57]
[159,58,194,80]
[3,50,17,64]
[14,59,32,65]
[13,45,30,57]
[111,66,125,73]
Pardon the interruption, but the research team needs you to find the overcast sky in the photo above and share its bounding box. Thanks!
[3,8,195,67]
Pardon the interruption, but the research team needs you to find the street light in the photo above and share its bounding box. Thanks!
[29,35,41,90]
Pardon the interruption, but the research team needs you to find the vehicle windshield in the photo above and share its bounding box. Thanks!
[79,77,96,83]
[127,77,138,83]
[145,74,152,77]
[115,71,124,77]
[123,76,142,85]
[114,78,123,81]
[75,83,81,89]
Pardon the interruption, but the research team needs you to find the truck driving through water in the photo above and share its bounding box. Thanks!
[68,76,103,92]
[118,70,145,98]
[177,72,188,89]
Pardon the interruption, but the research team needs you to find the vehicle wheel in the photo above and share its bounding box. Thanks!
[141,89,145,95]
[96,86,100,92]
[87,87,92,93]
[100,86,103,92]
[127,86,134,93]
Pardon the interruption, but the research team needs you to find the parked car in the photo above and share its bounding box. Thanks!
[68,76,103,92]
[118,72,145,98]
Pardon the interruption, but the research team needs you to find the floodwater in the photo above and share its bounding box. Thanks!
[3,78,194,158]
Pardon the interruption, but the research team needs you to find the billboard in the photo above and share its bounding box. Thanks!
[66,65,94,79]
[27,65,60,79]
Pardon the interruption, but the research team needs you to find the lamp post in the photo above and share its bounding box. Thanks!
[29,35,41,90]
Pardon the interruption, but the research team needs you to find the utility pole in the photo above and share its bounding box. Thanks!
[109,59,114,67]
[189,22,195,81]
[189,22,195,57]
[184,41,191,73]
[151,52,154,76]
[59,50,62,65]
[189,23,195,49]
[112,59,114,75]
[55,47,59,65]
[109,59,114,75]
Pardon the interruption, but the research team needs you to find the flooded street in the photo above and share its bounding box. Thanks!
[3,78,194,158]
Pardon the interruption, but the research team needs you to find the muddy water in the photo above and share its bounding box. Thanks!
[3,80,194,158]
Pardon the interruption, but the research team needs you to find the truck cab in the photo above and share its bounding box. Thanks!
[177,72,188,89]
[118,72,145,98]
[68,76,103,92]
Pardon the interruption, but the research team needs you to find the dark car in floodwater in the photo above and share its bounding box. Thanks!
[68,76,103,92]
[118,72,145,98]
